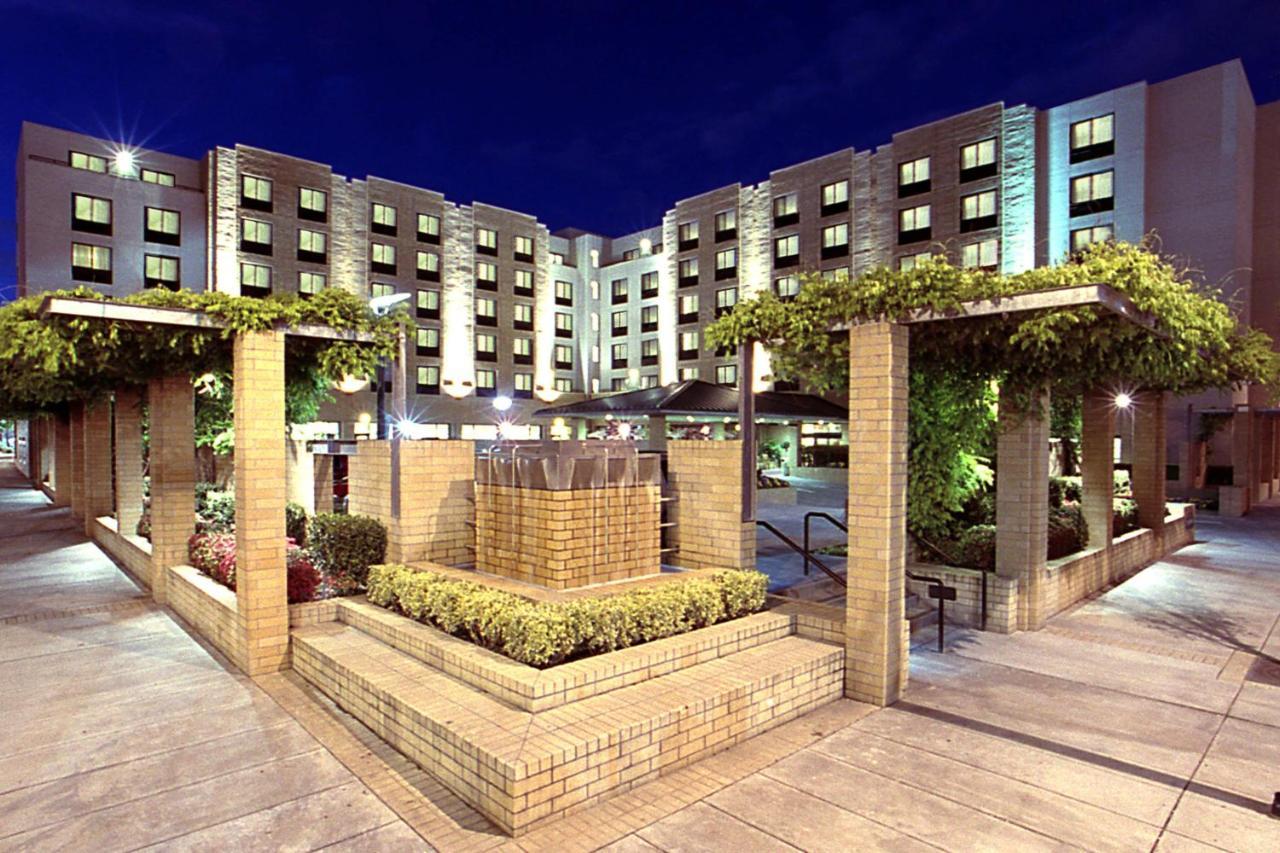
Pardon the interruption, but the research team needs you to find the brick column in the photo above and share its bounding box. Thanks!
[1133,391,1168,545]
[996,385,1050,631]
[51,412,72,506]
[314,455,335,514]
[844,322,907,706]
[81,402,115,534]
[234,331,289,676]
[114,387,146,537]
[1258,415,1275,501]
[68,402,85,519]
[1080,389,1115,554]
[285,439,316,515]
[667,440,755,571]
[149,375,196,604]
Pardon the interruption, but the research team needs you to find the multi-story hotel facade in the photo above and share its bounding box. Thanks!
[13,60,1280,492]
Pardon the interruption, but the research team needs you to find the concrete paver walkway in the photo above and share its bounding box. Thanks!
[0,462,426,851]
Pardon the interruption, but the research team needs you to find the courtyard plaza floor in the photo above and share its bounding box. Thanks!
[0,457,1277,851]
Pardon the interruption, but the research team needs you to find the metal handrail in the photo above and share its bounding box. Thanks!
[755,520,846,588]
[904,569,952,653]
[912,532,989,632]
[803,511,847,577]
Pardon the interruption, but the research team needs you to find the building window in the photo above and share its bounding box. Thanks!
[715,287,738,317]
[714,247,737,280]
[1070,170,1114,216]
[241,175,272,211]
[612,342,629,369]
[416,250,440,281]
[641,271,659,299]
[415,326,440,356]
[898,205,931,244]
[476,260,498,291]
[821,223,849,259]
[476,333,497,362]
[513,268,533,295]
[716,364,738,386]
[821,267,848,283]
[898,251,932,272]
[417,212,441,244]
[555,312,573,338]
[821,180,849,216]
[371,203,397,236]
[611,310,628,336]
[476,227,498,255]
[679,367,699,381]
[72,194,112,235]
[641,337,659,366]
[554,377,573,393]
[773,193,799,227]
[714,209,737,241]
[1070,114,1115,163]
[678,257,699,287]
[239,261,270,295]
[1070,224,1114,253]
[962,238,999,270]
[677,220,699,251]
[960,138,998,182]
[240,218,272,254]
[476,296,497,326]
[416,288,440,319]
[141,168,175,186]
[370,282,396,300]
[960,190,998,232]
[555,344,573,370]
[621,248,640,261]
[416,365,440,395]
[679,293,699,324]
[513,234,534,262]
[898,156,931,197]
[144,206,180,245]
[371,242,396,273]
[299,271,327,295]
[679,330,699,359]
[297,229,327,263]
[641,304,658,332]
[612,277,628,304]
[774,234,799,268]
[475,369,497,397]
[773,274,799,299]
[514,372,533,398]
[143,254,179,290]
[70,151,107,173]
[514,336,533,364]
[550,251,566,265]
[513,302,533,330]
[551,279,572,306]
[299,187,327,222]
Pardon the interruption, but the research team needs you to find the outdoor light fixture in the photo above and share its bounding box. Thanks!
[357,412,372,425]
[111,148,138,177]
[368,292,411,315]
[1115,392,1133,410]
[396,418,427,440]
[335,374,370,394]
[618,423,633,439]
[443,379,473,399]
[493,395,512,412]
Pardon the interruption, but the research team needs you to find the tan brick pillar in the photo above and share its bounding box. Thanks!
[68,402,85,519]
[51,412,72,506]
[81,402,115,534]
[666,440,755,571]
[234,330,289,676]
[1133,391,1168,546]
[1228,405,1251,512]
[1258,415,1275,500]
[314,455,334,514]
[996,385,1050,632]
[285,439,316,515]
[149,375,196,604]
[1080,389,1115,554]
[114,387,146,537]
[844,322,908,706]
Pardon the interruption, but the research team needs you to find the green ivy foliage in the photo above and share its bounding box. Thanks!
[0,287,405,418]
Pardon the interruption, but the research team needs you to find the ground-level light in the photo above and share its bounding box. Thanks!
[493,395,512,412]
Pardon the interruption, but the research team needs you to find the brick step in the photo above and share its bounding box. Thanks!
[292,622,842,836]
[335,597,795,711]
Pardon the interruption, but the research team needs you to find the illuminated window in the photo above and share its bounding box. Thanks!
[515,372,533,396]
[416,250,440,281]
[679,367,699,380]
[1070,170,1114,215]
[821,267,848,282]
[144,254,179,290]
[962,238,999,270]
[241,175,272,208]
[1070,114,1114,162]
[960,190,997,231]
[514,336,532,359]
[141,168,175,186]
[417,365,440,393]
[773,193,798,223]
[476,369,497,395]
[513,234,534,260]
[70,151,107,173]
[476,227,498,254]
[371,202,397,234]
[72,194,111,234]
[298,229,326,261]
[476,296,497,325]
[679,330,699,357]
[476,261,497,289]
[299,187,327,220]
[641,337,659,365]
[612,310,628,334]
[1070,224,1114,253]
[476,333,497,360]
[898,205,931,243]
[417,212,440,242]
[550,251,566,265]
[715,247,737,280]
[371,242,396,271]
[679,293,699,323]
[416,289,440,318]
[513,302,533,330]
[773,275,799,298]
[555,312,573,337]
[716,364,738,386]
[821,180,849,215]
[555,279,574,305]
[612,278,628,304]
[715,287,738,317]
[678,257,699,285]
[299,271,327,294]
[554,377,573,393]
[714,209,736,238]
[416,327,439,354]
[240,218,272,251]
[144,207,179,245]
[774,234,799,266]
[512,268,533,294]
[898,156,930,189]
[239,261,270,293]
[612,342,628,368]
[641,304,658,331]
[960,138,998,181]
[821,223,849,258]
[678,220,699,247]
[370,282,396,299]
[555,344,573,368]
[898,251,931,271]
[461,423,498,440]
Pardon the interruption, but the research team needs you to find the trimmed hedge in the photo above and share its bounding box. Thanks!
[309,513,387,591]
[286,502,308,547]
[187,532,321,604]
[366,564,769,667]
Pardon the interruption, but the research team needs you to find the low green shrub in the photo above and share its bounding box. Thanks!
[1048,475,1082,508]
[1113,498,1140,536]
[1113,469,1132,496]
[196,489,236,533]
[366,564,769,667]
[1048,504,1089,559]
[286,502,308,547]
[952,524,996,571]
[309,513,387,590]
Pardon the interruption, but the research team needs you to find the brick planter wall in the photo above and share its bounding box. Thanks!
[667,440,754,571]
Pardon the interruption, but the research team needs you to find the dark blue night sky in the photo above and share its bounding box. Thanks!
[2,0,1279,301]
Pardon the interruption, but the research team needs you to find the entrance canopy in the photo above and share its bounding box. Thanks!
[533,379,847,422]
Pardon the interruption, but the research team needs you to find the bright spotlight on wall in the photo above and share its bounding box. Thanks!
[1114,392,1133,410]
[112,149,138,177]
[493,395,512,412]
